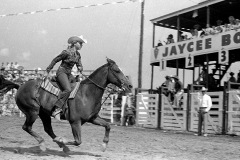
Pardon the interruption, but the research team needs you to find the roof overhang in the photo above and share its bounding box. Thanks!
[150,0,240,31]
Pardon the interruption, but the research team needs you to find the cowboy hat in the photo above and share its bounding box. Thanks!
[201,87,208,91]
[68,35,87,44]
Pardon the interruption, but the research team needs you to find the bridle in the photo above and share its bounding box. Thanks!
[80,63,126,105]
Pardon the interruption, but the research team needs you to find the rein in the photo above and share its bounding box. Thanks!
[80,72,119,106]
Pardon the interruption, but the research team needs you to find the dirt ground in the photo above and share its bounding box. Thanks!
[0,116,240,160]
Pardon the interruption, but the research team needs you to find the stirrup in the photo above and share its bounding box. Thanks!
[52,108,62,117]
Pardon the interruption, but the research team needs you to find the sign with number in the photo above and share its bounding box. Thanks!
[185,54,194,68]
[218,49,229,64]
[159,59,166,71]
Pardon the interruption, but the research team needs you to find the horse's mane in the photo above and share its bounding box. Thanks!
[82,63,108,83]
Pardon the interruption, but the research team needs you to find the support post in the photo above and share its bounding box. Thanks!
[151,65,154,90]
[138,0,145,88]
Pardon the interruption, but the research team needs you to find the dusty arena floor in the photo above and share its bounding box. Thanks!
[0,116,240,160]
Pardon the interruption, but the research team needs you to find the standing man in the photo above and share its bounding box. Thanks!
[173,75,183,107]
[197,87,212,136]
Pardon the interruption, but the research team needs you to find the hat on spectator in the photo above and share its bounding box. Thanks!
[201,87,208,91]
[216,20,223,24]
[167,34,173,39]
[68,35,87,44]
[193,24,201,30]
[173,75,179,80]
[230,72,234,75]
[165,75,170,79]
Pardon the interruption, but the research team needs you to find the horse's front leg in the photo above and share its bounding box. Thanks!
[64,120,82,146]
[89,116,110,152]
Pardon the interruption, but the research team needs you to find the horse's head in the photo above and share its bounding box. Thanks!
[106,58,132,93]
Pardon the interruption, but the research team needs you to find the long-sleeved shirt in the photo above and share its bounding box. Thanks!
[46,48,82,74]
[198,93,212,112]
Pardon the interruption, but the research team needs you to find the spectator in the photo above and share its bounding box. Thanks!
[228,72,236,83]
[228,16,236,30]
[197,87,212,137]
[203,24,214,36]
[196,67,207,86]
[178,31,185,42]
[13,62,19,69]
[161,75,171,98]
[157,40,163,47]
[215,20,224,33]
[237,70,240,83]
[234,19,240,30]
[165,34,175,44]
[172,75,184,108]
[192,24,200,38]
[224,23,231,32]
[5,62,10,70]
[167,75,175,104]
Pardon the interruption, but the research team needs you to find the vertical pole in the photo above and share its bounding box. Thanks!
[187,84,191,131]
[157,87,162,129]
[151,65,154,90]
[206,54,209,89]
[177,16,180,42]
[150,23,155,90]
[138,0,145,88]
[153,24,155,47]
[193,67,195,84]
[183,69,185,88]
[222,82,227,134]
[206,6,210,27]
[176,60,179,76]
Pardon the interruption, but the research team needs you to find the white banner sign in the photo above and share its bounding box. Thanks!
[151,30,240,64]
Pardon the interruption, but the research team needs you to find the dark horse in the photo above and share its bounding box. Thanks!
[15,58,132,153]
[0,75,19,95]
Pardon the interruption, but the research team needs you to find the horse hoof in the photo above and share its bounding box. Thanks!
[63,146,70,153]
[101,143,108,152]
[39,142,46,152]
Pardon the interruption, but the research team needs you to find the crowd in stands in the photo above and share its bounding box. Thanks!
[157,16,240,46]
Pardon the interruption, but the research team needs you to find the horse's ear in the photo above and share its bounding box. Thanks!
[106,57,115,65]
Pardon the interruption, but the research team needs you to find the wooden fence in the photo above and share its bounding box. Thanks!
[135,94,159,128]
[135,90,227,135]
[161,93,187,130]
[227,90,240,135]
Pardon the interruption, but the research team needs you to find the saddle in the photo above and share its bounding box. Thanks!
[40,76,81,99]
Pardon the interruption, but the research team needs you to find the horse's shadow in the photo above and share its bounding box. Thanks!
[0,146,102,158]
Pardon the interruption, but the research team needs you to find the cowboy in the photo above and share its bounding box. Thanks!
[197,87,212,136]
[172,75,183,107]
[46,35,87,120]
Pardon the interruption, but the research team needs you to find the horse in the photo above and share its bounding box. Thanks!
[0,75,19,96]
[15,58,132,153]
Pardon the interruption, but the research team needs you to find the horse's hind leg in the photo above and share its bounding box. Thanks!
[38,109,70,153]
[89,116,110,152]
[22,112,46,151]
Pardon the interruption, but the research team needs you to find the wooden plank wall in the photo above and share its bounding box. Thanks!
[136,94,159,128]
[160,93,187,130]
[227,90,240,135]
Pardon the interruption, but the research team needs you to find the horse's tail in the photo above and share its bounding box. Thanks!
[0,77,21,96]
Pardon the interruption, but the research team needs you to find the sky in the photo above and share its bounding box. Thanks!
[0,0,203,89]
